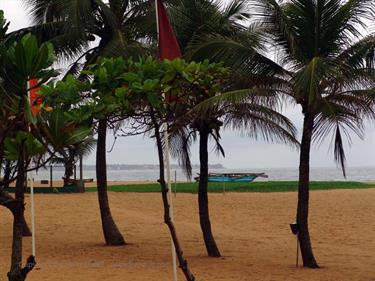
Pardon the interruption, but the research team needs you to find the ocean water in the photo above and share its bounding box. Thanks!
[32,166,375,182]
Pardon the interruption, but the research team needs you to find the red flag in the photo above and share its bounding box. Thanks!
[156,0,181,60]
[28,79,43,116]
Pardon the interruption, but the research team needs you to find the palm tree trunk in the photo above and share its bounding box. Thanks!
[151,112,195,281]
[198,126,221,257]
[63,150,75,186]
[296,112,319,268]
[96,118,125,246]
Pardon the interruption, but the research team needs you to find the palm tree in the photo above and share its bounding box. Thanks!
[166,0,252,257]
[167,0,297,257]
[170,0,251,49]
[52,136,96,186]
[24,0,155,245]
[169,65,299,258]
[193,0,375,267]
[254,0,375,267]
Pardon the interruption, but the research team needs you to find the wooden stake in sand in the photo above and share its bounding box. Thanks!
[290,223,299,267]
[296,235,299,267]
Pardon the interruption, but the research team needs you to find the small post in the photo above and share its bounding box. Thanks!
[74,165,77,180]
[296,235,299,267]
[50,165,53,189]
[290,222,300,267]
[174,170,177,197]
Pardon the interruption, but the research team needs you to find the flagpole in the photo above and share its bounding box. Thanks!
[30,171,36,257]
[164,123,178,281]
[155,1,178,280]
[27,80,36,258]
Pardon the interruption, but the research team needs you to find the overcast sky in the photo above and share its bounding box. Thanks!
[1,0,374,169]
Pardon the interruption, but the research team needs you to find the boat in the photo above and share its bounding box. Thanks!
[195,172,268,182]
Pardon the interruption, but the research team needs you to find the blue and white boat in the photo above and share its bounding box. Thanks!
[195,173,268,182]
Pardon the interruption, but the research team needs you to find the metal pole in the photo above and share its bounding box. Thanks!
[30,170,36,257]
[27,80,36,257]
[163,122,178,281]
[156,1,177,280]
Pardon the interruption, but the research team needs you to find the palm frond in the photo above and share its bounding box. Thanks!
[73,135,97,158]
[223,0,251,22]
[210,129,225,157]
[335,34,375,75]
[224,102,299,147]
[169,125,196,179]
[192,88,281,115]
[333,126,347,177]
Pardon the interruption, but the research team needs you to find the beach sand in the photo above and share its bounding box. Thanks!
[1,189,375,281]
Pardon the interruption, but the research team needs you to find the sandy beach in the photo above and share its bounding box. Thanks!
[1,189,375,281]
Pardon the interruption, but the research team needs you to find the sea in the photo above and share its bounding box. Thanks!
[32,166,375,182]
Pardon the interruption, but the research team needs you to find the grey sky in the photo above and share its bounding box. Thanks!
[1,0,374,170]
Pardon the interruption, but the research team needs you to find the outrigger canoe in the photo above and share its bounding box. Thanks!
[195,172,268,182]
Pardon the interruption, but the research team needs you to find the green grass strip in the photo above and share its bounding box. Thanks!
[86,181,375,193]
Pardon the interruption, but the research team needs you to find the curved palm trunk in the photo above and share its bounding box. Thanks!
[96,119,125,246]
[151,112,195,281]
[198,126,221,257]
[63,151,75,186]
[296,112,319,268]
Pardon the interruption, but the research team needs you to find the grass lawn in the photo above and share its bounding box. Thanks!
[86,181,375,193]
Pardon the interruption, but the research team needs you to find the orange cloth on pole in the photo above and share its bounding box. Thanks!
[28,79,42,116]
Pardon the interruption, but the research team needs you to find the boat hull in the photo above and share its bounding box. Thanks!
[208,175,258,183]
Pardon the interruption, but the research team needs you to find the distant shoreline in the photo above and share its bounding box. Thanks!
[8,180,375,192]
[12,179,375,187]
[45,163,225,171]
[23,166,375,182]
